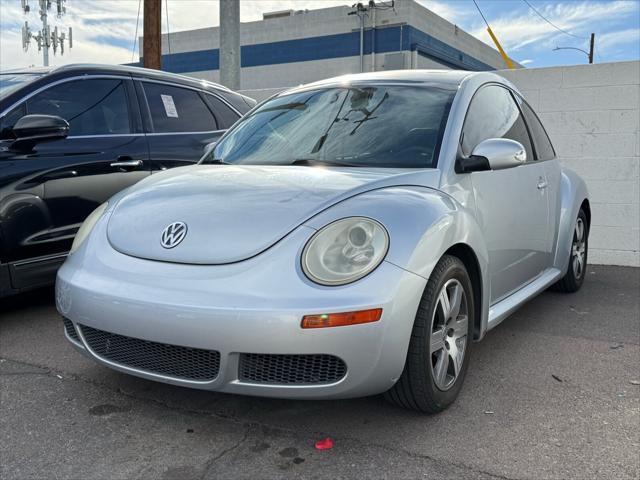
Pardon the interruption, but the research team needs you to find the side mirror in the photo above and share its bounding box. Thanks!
[11,114,69,151]
[456,138,526,173]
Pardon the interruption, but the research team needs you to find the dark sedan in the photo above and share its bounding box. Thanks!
[0,63,255,298]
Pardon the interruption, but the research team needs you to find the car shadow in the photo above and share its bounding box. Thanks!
[0,286,55,316]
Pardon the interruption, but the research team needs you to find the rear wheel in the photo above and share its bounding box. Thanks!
[384,255,473,413]
[552,208,588,293]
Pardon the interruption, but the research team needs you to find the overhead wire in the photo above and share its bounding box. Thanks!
[471,0,490,29]
[131,0,142,63]
[165,0,172,55]
[521,0,588,40]
[471,0,514,69]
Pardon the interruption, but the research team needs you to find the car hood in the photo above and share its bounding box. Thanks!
[107,165,440,264]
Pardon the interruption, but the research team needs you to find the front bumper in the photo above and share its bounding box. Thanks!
[56,221,426,399]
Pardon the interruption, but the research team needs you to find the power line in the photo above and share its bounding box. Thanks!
[471,0,490,29]
[471,0,514,69]
[131,0,142,63]
[165,0,171,54]
[522,0,587,40]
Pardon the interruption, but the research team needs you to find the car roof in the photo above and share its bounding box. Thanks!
[278,70,509,96]
[0,63,234,94]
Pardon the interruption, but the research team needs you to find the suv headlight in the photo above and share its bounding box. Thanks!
[302,217,389,286]
[70,202,108,254]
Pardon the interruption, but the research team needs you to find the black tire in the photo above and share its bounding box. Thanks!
[384,255,474,413]
[552,208,588,293]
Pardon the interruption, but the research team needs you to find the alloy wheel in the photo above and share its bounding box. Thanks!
[572,217,586,279]
[430,278,468,391]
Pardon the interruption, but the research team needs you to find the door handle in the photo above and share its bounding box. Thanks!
[537,178,548,190]
[110,159,143,168]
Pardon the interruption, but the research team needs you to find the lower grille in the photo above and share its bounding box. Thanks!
[79,325,220,381]
[62,318,80,343]
[239,353,347,385]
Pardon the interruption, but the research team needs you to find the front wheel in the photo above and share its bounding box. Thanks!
[552,208,588,293]
[384,255,474,413]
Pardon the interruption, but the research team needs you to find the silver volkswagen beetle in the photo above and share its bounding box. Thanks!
[56,71,589,413]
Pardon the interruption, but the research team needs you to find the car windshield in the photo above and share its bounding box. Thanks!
[0,73,43,100]
[204,84,456,168]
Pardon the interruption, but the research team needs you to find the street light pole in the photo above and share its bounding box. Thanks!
[553,33,596,65]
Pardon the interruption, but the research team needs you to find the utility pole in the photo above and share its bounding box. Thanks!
[143,0,162,70]
[219,0,241,90]
[21,0,72,67]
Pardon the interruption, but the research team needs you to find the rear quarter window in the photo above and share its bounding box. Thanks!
[519,99,556,161]
[204,94,240,129]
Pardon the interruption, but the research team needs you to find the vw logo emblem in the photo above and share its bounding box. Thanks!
[160,222,188,249]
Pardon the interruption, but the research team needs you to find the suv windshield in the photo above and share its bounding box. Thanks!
[0,73,44,99]
[204,84,455,168]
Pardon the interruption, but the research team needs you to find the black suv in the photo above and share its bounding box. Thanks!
[0,64,255,298]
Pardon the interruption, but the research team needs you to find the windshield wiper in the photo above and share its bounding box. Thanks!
[207,158,232,165]
[290,158,361,167]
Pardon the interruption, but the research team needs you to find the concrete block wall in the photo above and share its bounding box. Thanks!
[499,61,640,267]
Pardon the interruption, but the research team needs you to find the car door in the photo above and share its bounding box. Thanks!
[0,75,149,289]
[518,97,560,267]
[461,84,550,304]
[137,81,227,171]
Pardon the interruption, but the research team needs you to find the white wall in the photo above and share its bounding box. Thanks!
[499,61,640,267]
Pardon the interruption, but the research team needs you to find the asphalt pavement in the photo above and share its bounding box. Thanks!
[1,265,639,479]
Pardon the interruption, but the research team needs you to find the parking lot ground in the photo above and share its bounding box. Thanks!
[1,265,639,480]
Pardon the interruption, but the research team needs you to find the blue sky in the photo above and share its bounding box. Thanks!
[424,0,640,66]
[1,0,638,70]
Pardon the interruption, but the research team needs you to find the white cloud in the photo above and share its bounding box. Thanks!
[470,1,638,53]
[0,0,350,69]
[598,28,640,50]
[519,59,534,65]
[416,0,473,25]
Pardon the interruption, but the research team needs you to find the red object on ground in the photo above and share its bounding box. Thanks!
[315,437,334,450]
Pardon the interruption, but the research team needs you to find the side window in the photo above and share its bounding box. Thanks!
[519,99,556,161]
[461,85,534,162]
[25,78,131,136]
[204,94,240,129]
[142,83,217,133]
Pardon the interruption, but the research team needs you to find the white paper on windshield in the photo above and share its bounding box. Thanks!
[161,94,178,118]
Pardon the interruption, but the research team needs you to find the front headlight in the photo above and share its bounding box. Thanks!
[302,217,389,286]
[70,202,108,254]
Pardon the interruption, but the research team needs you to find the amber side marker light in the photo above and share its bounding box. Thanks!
[301,308,383,329]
